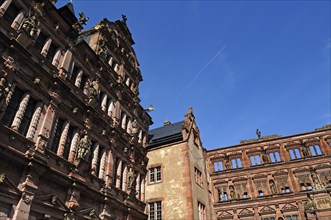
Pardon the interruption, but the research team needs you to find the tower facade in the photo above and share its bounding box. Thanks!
[145,108,215,220]
[0,1,152,219]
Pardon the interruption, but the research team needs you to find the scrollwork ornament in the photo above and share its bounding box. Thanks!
[0,173,6,183]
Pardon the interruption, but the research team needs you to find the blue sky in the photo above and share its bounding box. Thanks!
[57,1,330,149]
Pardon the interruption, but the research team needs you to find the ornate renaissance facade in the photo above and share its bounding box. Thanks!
[208,126,331,220]
[0,0,152,219]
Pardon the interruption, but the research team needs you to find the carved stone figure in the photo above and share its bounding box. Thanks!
[304,194,317,211]
[78,12,89,26]
[269,180,277,194]
[21,15,39,37]
[0,76,9,100]
[127,167,137,189]
[262,150,269,163]
[229,185,236,199]
[0,173,5,183]
[97,40,109,61]
[301,144,310,157]
[87,79,100,107]
[256,129,261,139]
[310,169,319,184]
[76,135,91,159]
[131,119,138,135]
[224,157,231,169]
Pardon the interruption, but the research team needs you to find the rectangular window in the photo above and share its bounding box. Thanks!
[231,158,242,169]
[50,118,65,153]
[269,152,281,162]
[35,32,47,52]
[0,88,37,136]
[198,201,206,220]
[285,215,298,220]
[156,166,161,182]
[18,97,37,136]
[2,2,20,25]
[195,167,203,187]
[149,166,161,184]
[70,65,80,83]
[309,145,322,156]
[213,161,223,172]
[149,201,162,220]
[250,155,261,166]
[46,43,57,63]
[289,149,301,159]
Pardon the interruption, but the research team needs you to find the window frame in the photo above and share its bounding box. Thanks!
[149,166,162,184]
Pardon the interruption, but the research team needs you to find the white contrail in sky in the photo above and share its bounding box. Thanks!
[177,44,227,98]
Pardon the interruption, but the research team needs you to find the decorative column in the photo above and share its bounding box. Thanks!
[0,0,13,16]
[105,149,114,187]
[288,169,300,193]
[115,160,122,188]
[57,121,70,157]
[74,70,83,87]
[135,173,140,199]
[52,49,62,67]
[126,118,132,134]
[41,38,52,57]
[107,100,115,117]
[68,130,80,162]
[122,165,128,191]
[11,93,30,131]
[140,176,145,201]
[26,102,43,140]
[121,114,127,130]
[320,137,331,154]
[91,143,100,175]
[11,10,24,30]
[101,94,107,112]
[0,83,15,120]
[99,149,107,180]
[138,130,143,144]
[280,144,290,162]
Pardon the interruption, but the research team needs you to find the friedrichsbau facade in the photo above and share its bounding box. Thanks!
[0,0,152,219]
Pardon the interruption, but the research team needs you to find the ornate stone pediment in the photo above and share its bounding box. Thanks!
[238,208,254,216]
[0,172,21,195]
[260,206,276,214]
[35,194,69,212]
[217,210,233,219]
[281,203,298,212]
[79,208,101,220]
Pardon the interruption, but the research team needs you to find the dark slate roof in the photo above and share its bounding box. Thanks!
[147,121,184,148]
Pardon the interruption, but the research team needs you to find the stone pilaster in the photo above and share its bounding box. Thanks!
[91,143,99,175]
[41,38,52,57]
[11,93,30,131]
[0,0,13,16]
[99,148,107,179]
[115,160,122,188]
[57,121,70,157]
[68,130,80,162]
[26,102,43,140]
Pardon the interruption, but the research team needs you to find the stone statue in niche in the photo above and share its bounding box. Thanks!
[304,194,317,211]
[76,135,91,159]
[224,157,231,169]
[269,180,277,194]
[86,79,100,107]
[229,185,236,199]
[97,40,109,61]
[301,144,310,157]
[21,14,40,38]
[127,166,137,189]
[262,149,269,163]
[0,57,15,101]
